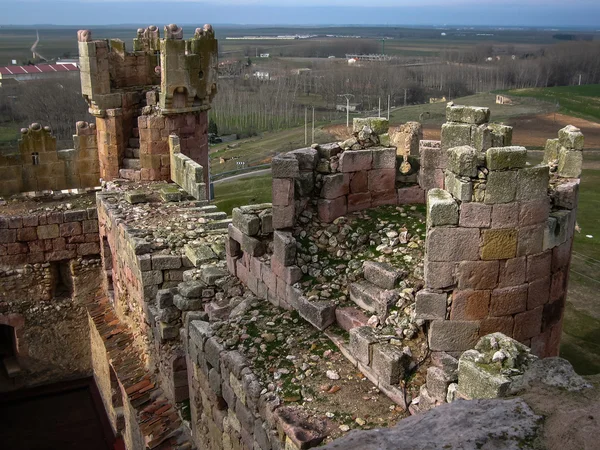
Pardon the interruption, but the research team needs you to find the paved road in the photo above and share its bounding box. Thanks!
[212,168,271,184]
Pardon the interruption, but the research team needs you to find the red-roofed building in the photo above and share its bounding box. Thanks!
[0,63,79,86]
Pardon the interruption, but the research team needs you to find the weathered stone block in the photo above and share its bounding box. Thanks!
[371,189,398,207]
[450,289,491,321]
[441,123,472,151]
[349,280,396,317]
[513,307,543,341]
[488,123,513,147]
[519,199,550,227]
[484,171,517,204]
[241,234,265,257]
[372,343,410,385]
[557,148,583,178]
[527,277,550,310]
[339,150,372,172]
[424,261,456,289]
[486,146,527,170]
[428,320,480,352]
[516,165,550,201]
[552,180,579,209]
[371,147,396,169]
[543,138,559,163]
[37,224,59,240]
[470,124,492,152]
[447,145,479,177]
[353,117,389,135]
[232,209,260,236]
[426,227,480,262]
[272,204,295,230]
[427,189,458,228]
[481,229,517,260]
[272,154,299,178]
[491,203,519,229]
[317,197,346,223]
[320,173,349,199]
[457,260,499,290]
[490,285,527,316]
[558,125,584,150]
[444,171,472,202]
[427,366,453,400]
[459,202,491,228]
[363,260,404,290]
[446,104,490,125]
[273,231,296,266]
[526,251,552,282]
[349,326,379,366]
[498,257,527,288]
[335,307,369,331]
[347,192,371,213]
[415,290,447,320]
[368,168,396,192]
[289,147,318,171]
[152,254,182,270]
[458,352,511,399]
[174,294,203,311]
[397,185,426,204]
[272,178,294,206]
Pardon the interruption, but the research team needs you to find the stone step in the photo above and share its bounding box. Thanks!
[349,280,398,318]
[123,158,141,170]
[204,218,232,230]
[129,137,140,148]
[180,205,218,214]
[363,260,405,290]
[200,211,228,221]
[119,168,141,181]
[125,147,140,159]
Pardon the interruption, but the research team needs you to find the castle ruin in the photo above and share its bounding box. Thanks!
[0,25,593,450]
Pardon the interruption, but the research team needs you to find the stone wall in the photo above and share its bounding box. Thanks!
[418,103,513,192]
[0,257,102,391]
[0,206,100,267]
[185,319,327,450]
[270,119,424,228]
[417,118,583,359]
[0,122,101,196]
[169,135,207,200]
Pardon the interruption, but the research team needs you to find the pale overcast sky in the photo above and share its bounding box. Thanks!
[0,0,598,27]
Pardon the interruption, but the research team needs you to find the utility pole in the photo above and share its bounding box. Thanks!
[338,94,354,131]
[579,74,582,86]
[304,107,308,145]
[387,94,390,120]
[404,88,408,107]
[378,98,381,118]
[312,106,315,143]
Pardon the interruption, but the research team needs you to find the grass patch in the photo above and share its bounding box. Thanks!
[213,174,272,215]
[506,85,600,122]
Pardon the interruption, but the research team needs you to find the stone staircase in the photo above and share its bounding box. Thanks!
[120,129,142,180]
[179,204,231,231]
[349,261,404,318]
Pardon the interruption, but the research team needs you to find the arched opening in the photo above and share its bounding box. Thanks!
[172,86,188,109]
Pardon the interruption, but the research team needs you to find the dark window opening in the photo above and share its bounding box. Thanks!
[31,152,39,166]
[52,261,74,297]
[0,324,20,382]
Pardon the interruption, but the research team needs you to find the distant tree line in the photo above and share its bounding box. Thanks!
[0,77,91,149]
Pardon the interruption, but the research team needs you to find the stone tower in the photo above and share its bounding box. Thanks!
[77,24,218,194]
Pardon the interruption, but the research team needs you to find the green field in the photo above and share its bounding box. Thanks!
[213,174,272,215]
[507,85,600,122]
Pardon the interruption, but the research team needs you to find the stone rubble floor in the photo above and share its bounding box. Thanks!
[0,191,97,216]
[101,181,228,255]
[212,299,408,444]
